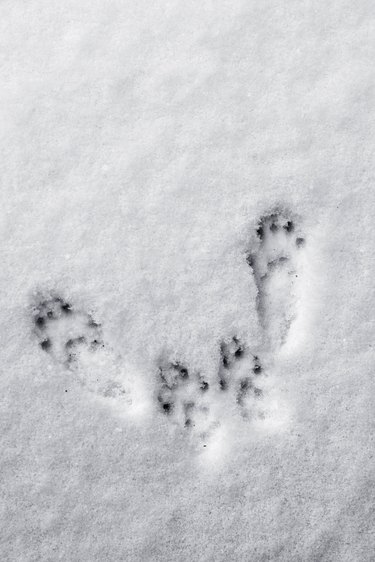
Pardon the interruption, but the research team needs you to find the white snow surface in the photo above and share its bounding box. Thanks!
[1,1,375,560]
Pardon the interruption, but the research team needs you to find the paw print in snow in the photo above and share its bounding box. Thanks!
[32,295,103,366]
[157,361,213,435]
[219,337,264,419]
[31,293,128,402]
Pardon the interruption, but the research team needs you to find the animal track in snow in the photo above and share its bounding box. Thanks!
[157,361,214,436]
[31,294,127,400]
[32,295,103,364]
[219,337,265,419]
[247,209,305,347]
[156,207,304,442]
[157,338,265,439]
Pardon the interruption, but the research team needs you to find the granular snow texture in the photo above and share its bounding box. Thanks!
[1,1,375,561]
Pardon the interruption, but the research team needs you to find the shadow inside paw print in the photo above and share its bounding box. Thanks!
[157,362,210,430]
[32,295,104,366]
[219,337,264,418]
[254,212,305,245]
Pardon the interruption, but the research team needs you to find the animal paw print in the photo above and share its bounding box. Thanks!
[32,295,103,366]
[219,337,264,419]
[247,209,306,347]
[157,361,212,434]
[31,293,128,401]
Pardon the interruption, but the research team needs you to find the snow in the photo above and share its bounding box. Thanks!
[1,1,375,560]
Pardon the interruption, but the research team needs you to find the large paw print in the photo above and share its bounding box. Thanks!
[32,295,103,366]
[31,293,129,402]
[247,209,306,346]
